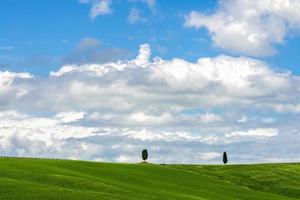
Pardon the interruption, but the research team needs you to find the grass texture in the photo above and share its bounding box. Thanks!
[0,158,299,199]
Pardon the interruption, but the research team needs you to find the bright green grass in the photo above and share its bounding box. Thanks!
[0,158,299,199]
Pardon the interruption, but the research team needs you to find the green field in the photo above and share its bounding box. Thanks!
[0,158,299,199]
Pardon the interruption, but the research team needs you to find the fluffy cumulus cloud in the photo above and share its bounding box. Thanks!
[79,0,112,20]
[1,44,300,163]
[184,0,300,56]
[0,71,32,99]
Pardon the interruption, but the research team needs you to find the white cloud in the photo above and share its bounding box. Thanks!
[1,43,300,163]
[80,0,112,19]
[237,116,248,123]
[0,108,296,163]
[50,65,76,77]
[90,0,112,19]
[199,113,222,123]
[184,0,300,56]
[225,128,279,138]
[0,110,223,163]
[134,43,151,66]
[127,112,172,125]
[237,116,276,124]
[198,152,221,161]
[273,104,300,113]
[55,111,85,123]
[128,8,145,24]
[0,71,32,87]
[116,155,137,163]
[20,43,300,116]
[0,71,32,96]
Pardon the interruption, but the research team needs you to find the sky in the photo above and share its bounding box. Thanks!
[0,0,300,164]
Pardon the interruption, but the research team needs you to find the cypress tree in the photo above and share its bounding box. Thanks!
[223,151,228,165]
[142,149,148,162]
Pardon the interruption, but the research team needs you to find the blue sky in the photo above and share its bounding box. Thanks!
[0,1,217,74]
[2,0,299,75]
[0,0,300,163]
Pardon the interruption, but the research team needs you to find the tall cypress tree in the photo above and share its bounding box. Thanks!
[142,149,148,162]
[223,151,228,165]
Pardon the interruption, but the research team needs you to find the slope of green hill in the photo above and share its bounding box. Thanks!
[0,158,299,199]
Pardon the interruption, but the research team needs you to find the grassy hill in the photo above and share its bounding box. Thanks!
[0,158,299,199]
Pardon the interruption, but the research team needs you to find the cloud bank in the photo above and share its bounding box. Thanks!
[1,44,300,163]
[185,0,300,56]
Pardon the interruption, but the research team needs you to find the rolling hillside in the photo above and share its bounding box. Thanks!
[0,158,299,199]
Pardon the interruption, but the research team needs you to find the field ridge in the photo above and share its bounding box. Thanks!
[0,157,299,199]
